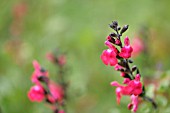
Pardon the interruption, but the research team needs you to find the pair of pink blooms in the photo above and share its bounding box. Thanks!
[111,74,142,112]
[101,36,133,66]
[28,60,64,103]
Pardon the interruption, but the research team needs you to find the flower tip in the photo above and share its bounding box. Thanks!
[124,36,130,45]
[32,60,40,68]
[135,74,140,81]
[110,81,119,86]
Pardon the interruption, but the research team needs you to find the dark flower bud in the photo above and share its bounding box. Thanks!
[109,21,118,29]
[136,68,140,74]
[132,65,137,72]
[120,25,129,34]
[110,32,117,37]
[38,76,49,83]
[117,26,121,31]
[112,21,118,26]
[128,59,133,63]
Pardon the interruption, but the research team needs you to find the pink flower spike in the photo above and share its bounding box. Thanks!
[28,85,45,102]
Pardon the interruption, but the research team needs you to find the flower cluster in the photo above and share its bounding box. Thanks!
[28,51,67,113]
[100,21,156,112]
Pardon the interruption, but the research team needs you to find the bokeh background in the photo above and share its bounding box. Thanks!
[0,0,170,113]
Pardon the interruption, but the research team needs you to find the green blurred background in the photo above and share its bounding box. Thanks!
[0,0,170,113]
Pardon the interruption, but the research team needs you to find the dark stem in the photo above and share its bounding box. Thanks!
[143,96,157,109]
[125,59,135,79]
[58,65,67,112]
[115,27,123,48]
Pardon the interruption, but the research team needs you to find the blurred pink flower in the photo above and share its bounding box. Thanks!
[58,110,65,113]
[46,52,66,66]
[119,36,133,59]
[131,37,144,57]
[13,2,27,19]
[28,85,45,102]
[47,81,64,103]
[46,52,56,63]
[31,60,49,84]
[110,74,142,104]
[100,41,118,66]
[58,55,66,66]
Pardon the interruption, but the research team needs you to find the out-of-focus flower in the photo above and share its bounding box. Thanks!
[46,52,56,63]
[31,60,49,84]
[46,52,66,66]
[58,110,65,113]
[11,2,28,36]
[100,40,118,66]
[58,55,66,66]
[119,36,133,59]
[48,81,64,103]
[131,37,144,57]
[13,2,27,20]
[28,85,45,102]
[128,95,139,113]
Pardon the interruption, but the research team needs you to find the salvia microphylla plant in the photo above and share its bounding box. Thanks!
[100,21,157,113]
[28,51,67,113]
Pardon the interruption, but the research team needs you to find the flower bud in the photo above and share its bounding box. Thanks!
[110,32,117,37]
[132,65,137,72]
[120,25,129,34]
[109,21,118,29]
[128,59,133,63]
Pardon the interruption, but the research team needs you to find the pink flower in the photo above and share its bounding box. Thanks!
[120,72,126,77]
[46,52,56,63]
[115,39,121,45]
[119,37,133,59]
[132,37,144,57]
[110,74,142,104]
[128,95,139,113]
[31,60,49,84]
[114,64,123,71]
[101,41,118,66]
[59,110,65,113]
[28,85,45,102]
[46,52,66,66]
[47,81,64,103]
[58,55,66,66]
